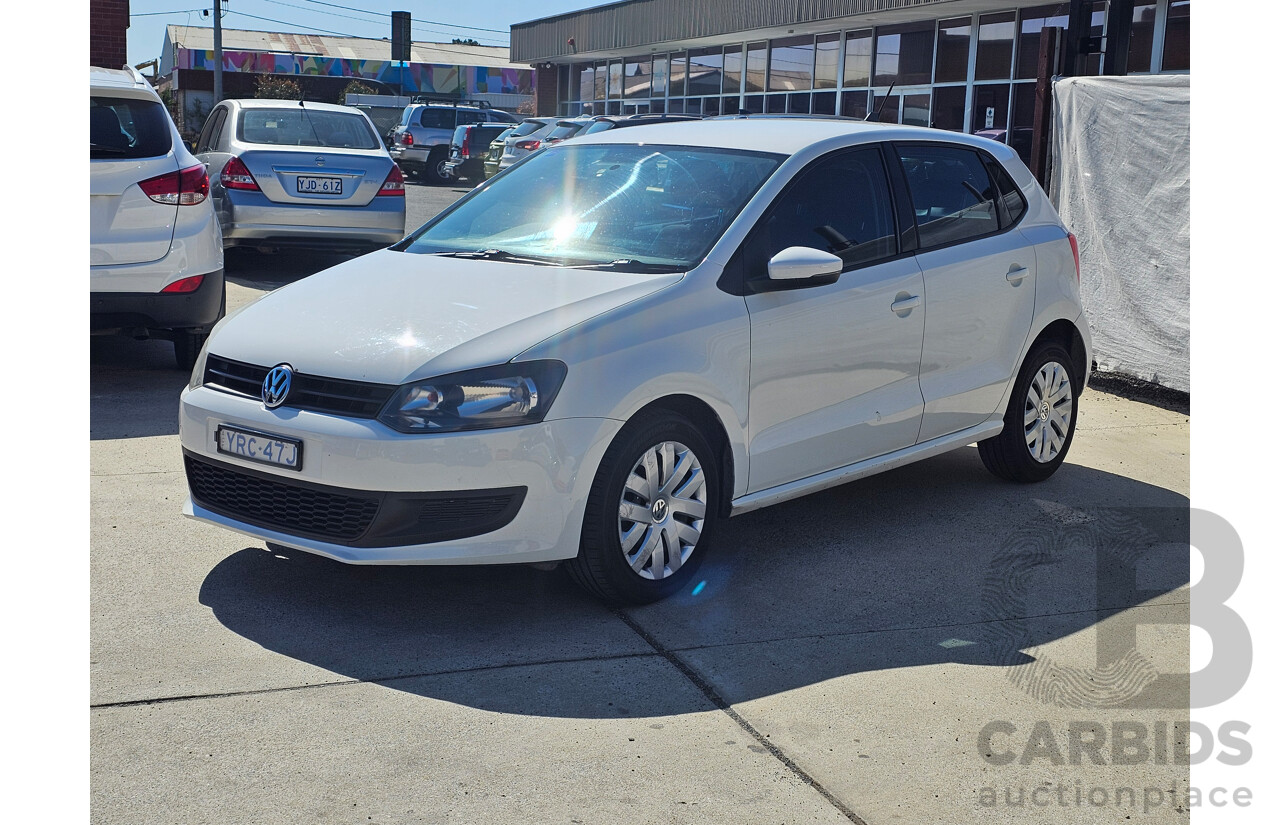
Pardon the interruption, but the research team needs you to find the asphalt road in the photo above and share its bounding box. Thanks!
[90,183,1192,824]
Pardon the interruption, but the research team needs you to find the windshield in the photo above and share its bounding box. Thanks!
[238,108,379,149]
[400,143,784,270]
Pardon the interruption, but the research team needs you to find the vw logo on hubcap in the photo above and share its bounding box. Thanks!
[1039,401,1050,421]
[651,499,669,521]
[262,364,294,409]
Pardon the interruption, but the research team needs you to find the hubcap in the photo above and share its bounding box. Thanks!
[1024,361,1074,463]
[617,441,707,580]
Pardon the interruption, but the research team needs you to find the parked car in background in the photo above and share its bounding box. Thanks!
[179,118,1090,604]
[193,99,406,255]
[497,117,559,171]
[580,113,701,135]
[483,127,515,180]
[542,117,595,146]
[390,101,517,184]
[90,65,224,370]
[444,123,512,184]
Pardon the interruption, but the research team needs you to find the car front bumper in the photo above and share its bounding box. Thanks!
[220,189,405,250]
[179,383,622,564]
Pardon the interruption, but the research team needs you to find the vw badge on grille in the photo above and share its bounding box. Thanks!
[262,364,294,409]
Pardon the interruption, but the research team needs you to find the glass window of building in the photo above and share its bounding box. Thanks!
[723,46,743,96]
[874,21,935,87]
[745,42,768,93]
[843,29,873,88]
[871,93,900,123]
[769,36,815,92]
[975,12,1016,80]
[624,58,651,99]
[688,47,724,96]
[670,51,688,97]
[1016,4,1069,79]
[652,56,669,97]
[932,85,966,131]
[903,92,931,127]
[935,17,972,83]
[1163,0,1190,71]
[813,90,836,114]
[970,83,1010,132]
[607,60,623,98]
[1127,3,1159,73]
[594,62,607,100]
[814,33,840,89]
[575,64,595,103]
[840,89,868,119]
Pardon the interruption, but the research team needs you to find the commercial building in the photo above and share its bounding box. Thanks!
[159,25,534,129]
[90,0,130,69]
[513,0,1188,162]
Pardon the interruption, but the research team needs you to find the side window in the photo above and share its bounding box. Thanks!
[418,109,449,129]
[207,108,228,150]
[195,108,223,153]
[744,147,898,278]
[457,111,483,126]
[896,143,1001,249]
[983,155,1027,228]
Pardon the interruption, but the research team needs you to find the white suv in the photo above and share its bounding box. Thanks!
[180,118,1090,604]
[91,66,224,369]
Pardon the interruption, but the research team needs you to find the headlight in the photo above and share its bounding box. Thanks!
[378,361,568,434]
[189,341,210,390]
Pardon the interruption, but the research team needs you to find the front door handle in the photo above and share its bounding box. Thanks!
[890,295,921,314]
[1006,265,1029,284]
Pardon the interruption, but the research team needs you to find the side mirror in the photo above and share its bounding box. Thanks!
[766,246,843,282]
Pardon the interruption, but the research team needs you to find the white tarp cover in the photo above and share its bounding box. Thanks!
[1050,74,1189,391]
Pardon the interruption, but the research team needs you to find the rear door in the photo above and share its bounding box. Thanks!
[894,142,1036,442]
[233,107,393,207]
[90,93,179,266]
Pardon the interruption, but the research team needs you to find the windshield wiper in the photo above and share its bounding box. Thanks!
[430,249,565,266]
[90,143,128,155]
[570,258,683,273]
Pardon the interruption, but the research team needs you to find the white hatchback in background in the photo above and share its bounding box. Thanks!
[180,118,1090,604]
[90,65,224,369]
[496,117,558,171]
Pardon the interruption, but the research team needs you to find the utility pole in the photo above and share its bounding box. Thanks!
[213,0,224,104]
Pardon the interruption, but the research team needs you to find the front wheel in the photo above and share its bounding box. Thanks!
[567,412,721,604]
[978,342,1080,482]
[173,329,208,371]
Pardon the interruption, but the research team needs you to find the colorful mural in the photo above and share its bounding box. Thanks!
[179,49,533,95]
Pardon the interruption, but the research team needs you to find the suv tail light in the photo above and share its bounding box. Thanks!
[515,139,541,151]
[378,164,405,196]
[220,156,260,191]
[400,132,414,146]
[1067,232,1081,283]
[459,129,471,159]
[138,164,209,205]
[161,274,205,293]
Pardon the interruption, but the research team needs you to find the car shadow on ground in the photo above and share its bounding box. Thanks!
[198,449,1189,718]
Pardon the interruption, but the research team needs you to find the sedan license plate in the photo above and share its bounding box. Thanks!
[297,175,342,195]
[217,426,302,470]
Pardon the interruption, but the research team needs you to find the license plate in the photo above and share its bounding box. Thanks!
[297,176,342,195]
[217,425,302,470]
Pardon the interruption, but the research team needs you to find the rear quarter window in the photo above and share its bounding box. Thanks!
[90,96,173,160]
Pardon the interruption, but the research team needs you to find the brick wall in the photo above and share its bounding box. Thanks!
[90,0,130,68]
[534,66,557,117]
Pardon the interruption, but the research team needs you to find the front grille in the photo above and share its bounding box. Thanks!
[204,355,397,419]
[184,452,528,548]
[185,453,380,541]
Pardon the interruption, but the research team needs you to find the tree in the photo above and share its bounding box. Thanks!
[254,75,303,100]
[452,38,480,46]
[339,79,376,102]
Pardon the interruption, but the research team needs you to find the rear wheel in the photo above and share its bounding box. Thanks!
[567,412,720,604]
[425,148,450,185]
[978,342,1080,482]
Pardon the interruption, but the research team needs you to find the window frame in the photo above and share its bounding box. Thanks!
[890,140,1027,254]
[720,143,915,295]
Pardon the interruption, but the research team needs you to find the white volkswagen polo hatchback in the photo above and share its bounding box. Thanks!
[180,118,1090,604]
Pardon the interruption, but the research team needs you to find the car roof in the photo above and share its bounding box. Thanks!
[564,116,1012,156]
[89,66,157,98]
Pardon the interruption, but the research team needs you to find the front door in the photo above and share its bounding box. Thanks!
[743,146,926,493]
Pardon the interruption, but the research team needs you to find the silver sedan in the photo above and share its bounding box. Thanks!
[194,99,406,254]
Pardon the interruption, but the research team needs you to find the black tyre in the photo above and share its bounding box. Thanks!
[978,342,1081,483]
[425,148,450,185]
[567,412,721,604]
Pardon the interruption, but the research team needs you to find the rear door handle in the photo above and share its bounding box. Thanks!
[1006,266,1029,284]
[891,295,921,313]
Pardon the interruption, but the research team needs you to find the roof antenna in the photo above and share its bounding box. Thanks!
[866,81,895,121]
